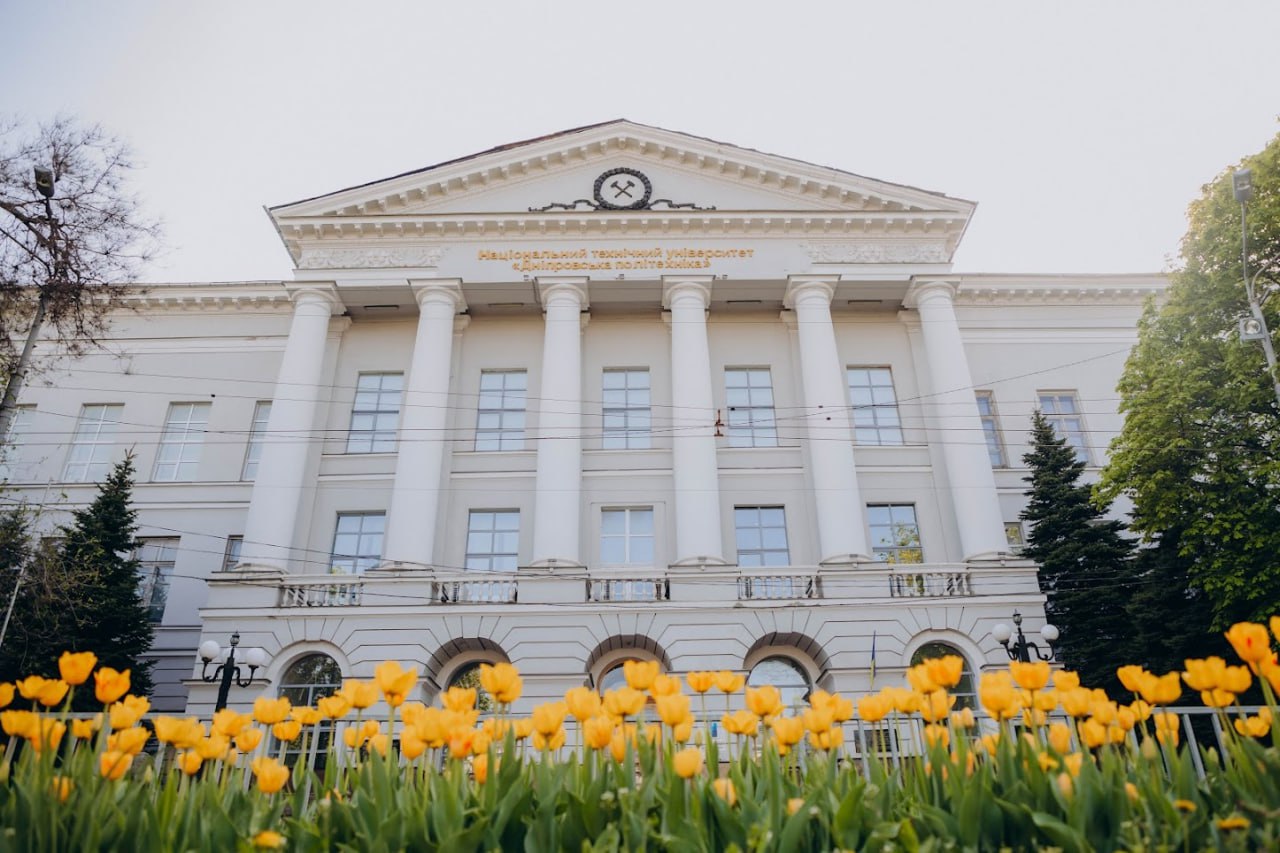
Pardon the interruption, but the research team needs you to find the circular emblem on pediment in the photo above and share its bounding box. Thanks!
[593,168,652,210]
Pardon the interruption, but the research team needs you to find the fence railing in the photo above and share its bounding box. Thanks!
[587,577,670,603]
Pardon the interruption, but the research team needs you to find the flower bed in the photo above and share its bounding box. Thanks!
[2,621,1279,851]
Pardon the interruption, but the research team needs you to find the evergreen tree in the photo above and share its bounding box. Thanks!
[1020,411,1135,696]
[0,455,153,699]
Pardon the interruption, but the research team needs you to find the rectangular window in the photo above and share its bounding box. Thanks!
[975,391,1005,467]
[868,504,923,564]
[600,507,655,565]
[601,369,651,449]
[0,406,35,481]
[465,510,520,571]
[222,535,243,572]
[475,370,526,451]
[347,373,402,454]
[1004,522,1025,552]
[1038,392,1089,463]
[725,369,778,448]
[848,367,903,446]
[241,401,272,480]
[63,404,123,483]
[734,506,790,567]
[136,538,179,623]
[330,512,385,574]
[152,402,211,482]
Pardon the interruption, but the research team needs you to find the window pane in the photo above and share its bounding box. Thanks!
[735,505,789,565]
[466,510,519,570]
[476,371,527,451]
[848,367,903,446]
[347,374,402,454]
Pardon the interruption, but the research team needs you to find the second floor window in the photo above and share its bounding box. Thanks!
[465,510,519,571]
[1038,392,1089,463]
[63,404,123,483]
[347,374,402,454]
[848,367,903,446]
[136,538,179,623]
[868,504,923,564]
[975,391,1005,467]
[725,369,778,448]
[735,506,790,567]
[331,512,385,574]
[221,535,244,571]
[600,507,654,565]
[153,402,211,482]
[602,369,651,449]
[476,370,526,451]
[241,401,272,480]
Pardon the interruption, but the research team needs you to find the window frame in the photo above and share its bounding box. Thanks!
[867,503,923,564]
[601,368,652,450]
[847,367,904,446]
[974,390,1006,467]
[910,642,977,710]
[346,373,403,454]
[222,535,244,572]
[465,509,520,572]
[152,401,211,482]
[330,512,386,575]
[63,403,123,483]
[599,507,655,566]
[734,505,791,567]
[475,370,527,452]
[746,655,812,710]
[241,401,272,480]
[135,537,179,624]
[1037,391,1090,464]
[0,405,36,481]
[724,368,778,448]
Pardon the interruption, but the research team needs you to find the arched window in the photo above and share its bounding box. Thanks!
[747,656,810,709]
[278,653,342,706]
[446,662,495,714]
[598,664,629,694]
[910,642,976,709]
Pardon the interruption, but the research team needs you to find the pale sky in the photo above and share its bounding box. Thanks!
[3,1,1277,282]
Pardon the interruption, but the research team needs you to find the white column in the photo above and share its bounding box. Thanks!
[240,283,340,572]
[530,278,588,566]
[662,277,726,565]
[382,280,466,569]
[905,279,1008,560]
[784,277,872,563]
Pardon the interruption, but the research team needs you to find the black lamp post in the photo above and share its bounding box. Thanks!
[199,632,268,711]
[992,611,1059,663]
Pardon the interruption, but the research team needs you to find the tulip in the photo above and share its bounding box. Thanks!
[374,661,417,707]
[108,727,150,756]
[253,696,292,725]
[252,756,290,794]
[808,726,843,751]
[1220,665,1252,694]
[686,671,714,693]
[1224,622,1271,666]
[602,686,646,719]
[810,690,854,722]
[514,719,535,740]
[856,693,891,723]
[1053,670,1080,691]
[94,668,131,705]
[917,690,955,723]
[1058,687,1092,718]
[1009,660,1050,691]
[0,683,12,709]
[532,727,565,751]
[564,686,601,721]
[745,684,784,719]
[1137,672,1181,706]
[608,727,630,762]
[51,775,73,804]
[1080,718,1107,749]
[290,705,323,726]
[197,733,232,761]
[770,715,805,747]
[622,660,659,691]
[673,746,703,778]
[801,706,834,734]
[712,778,737,806]
[1200,688,1236,708]
[1115,665,1147,694]
[177,751,203,776]
[71,717,100,740]
[672,719,693,743]
[368,733,390,756]
[1048,721,1071,754]
[1056,772,1073,799]
[906,665,939,695]
[979,672,1022,721]
[478,663,522,705]
[1129,699,1152,722]
[472,753,489,783]
[58,651,97,686]
[922,724,949,748]
[211,708,252,738]
[35,679,69,708]
[1182,657,1225,691]
[400,730,427,760]
[721,709,759,737]
[531,701,568,737]
[99,750,132,780]
[339,679,380,710]
[317,695,352,720]
[109,695,150,730]
[1,709,37,739]
[16,675,49,701]
[235,728,264,753]
[655,693,691,728]
[272,720,302,742]
[950,707,976,730]
[442,686,477,713]
[882,686,919,714]
[713,671,744,694]
[1153,711,1180,746]
[252,831,286,849]
[26,717,65,753]
[1233,708,1271,738]
[648,674,680,697]
[1037,751,1058,772]
[583,715,615,749]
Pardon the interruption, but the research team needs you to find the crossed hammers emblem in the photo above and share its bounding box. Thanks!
[609,179,636,199]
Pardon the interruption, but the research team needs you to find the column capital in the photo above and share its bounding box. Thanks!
[536,277,589,309]
[903,278,959,309]
[783,276,837,308]
[284,282,341,311]
[661,275,714,309]
[410,278,467,312]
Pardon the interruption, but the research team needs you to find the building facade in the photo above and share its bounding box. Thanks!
[0,121,1165,713]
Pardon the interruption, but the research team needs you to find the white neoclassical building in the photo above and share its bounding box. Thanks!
[0,121,1165,713]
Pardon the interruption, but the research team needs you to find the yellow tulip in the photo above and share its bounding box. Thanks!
[950,707,976,729]
[472,753,489,783]
[1080,718,1107,749]
[251,756,290,794]
[16,675,49,701]
[1,709,36,739]
[649,674,681,697]
[1200,688,1236,708]
[673,747,703,778]
[721,709,760,737]
[673,719,693,743]
[1129,699,1152,722]
[253,696,292,725]
[1056,772,1073,799]
[583,715,615,749]
[1272,615,1280,643]
[0,683,12,709]
[686,671,715,693]
[745,684,784,718]
[979,672,1022,721]
[531,701,568,737]
[316,694,352,720]
[532,727,565,751]
[1224,622,1271,666]
[94,668,131,705]
[1115,665,1147,694]
[478,663,522,705]
[27,717,66,753]
[1009,660,1050,692]
[109,695,150,730]
[917,690,955,723]
[856,693,891,723]
[373,661,417,707]
[564,686,601,721]
[514,719,535,740]
[808,726,844,751]
[602,687,646,719]
[71,717,100,740]
[608,727,630,762]
[272,720,302,742]
[655,693,691,728]
[400,730,427,760]
[196,733,231,761]
[906,664,939,695]
[1153,711,1180,746]
[712,778,737,806]
[801,706,834,734]
[211,708,251,738]
[51,775,73,804]
[1048,721,1071,754]
[252,830,286,849]
[922,724,949,748]
[810,690,854,722]
[713,671,744,694]
[177,751,203,776]
[235,728,264,753]
[99,750,132,780]
[1058,687,1092,718]
[623,660,659,691]
[338,679,380,710]
[1220,665,1252,694]
[1182,657,1226,691]
[368,733,390,757]
[1116,706,1137,732]
[1233,708,1272,738]
[923,655,965,690]
[883,686,920,714]
[107,726,150,756]
[1137,672,1181,706]
[1053,670,1080,691]
[35,679,69,708]
[58,651,97,686]
[770,715,805,747]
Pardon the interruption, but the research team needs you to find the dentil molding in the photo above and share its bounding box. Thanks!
[299,246,445,269]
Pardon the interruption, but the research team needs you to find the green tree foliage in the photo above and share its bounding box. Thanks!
[1098,132,1280,628]
[1021,411,1135,696]
[0,455,153,699]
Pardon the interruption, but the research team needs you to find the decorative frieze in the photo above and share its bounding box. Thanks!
[803,241,951,264]
[298,246,444,269]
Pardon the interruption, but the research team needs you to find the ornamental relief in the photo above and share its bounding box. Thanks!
[802,242,950,264]
[298,246,445,269]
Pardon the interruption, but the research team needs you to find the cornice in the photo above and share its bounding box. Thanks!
[121,282,291,311]
[953,283,1167,306]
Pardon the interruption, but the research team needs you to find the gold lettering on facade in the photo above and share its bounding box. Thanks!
[476,246,755,273]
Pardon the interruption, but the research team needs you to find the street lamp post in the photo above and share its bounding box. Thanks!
[199,632,268,711]
[992,611,1059,663]
[1233,168,1280,411]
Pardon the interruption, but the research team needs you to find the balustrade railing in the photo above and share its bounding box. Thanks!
[887,570,971,598]
[278,577,364,607]
[586,577,669,603]
[737,573,821,601]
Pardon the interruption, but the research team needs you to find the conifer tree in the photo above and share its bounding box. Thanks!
[1020,411,1135,696]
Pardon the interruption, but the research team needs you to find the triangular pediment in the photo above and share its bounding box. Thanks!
[271,120,973,220]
